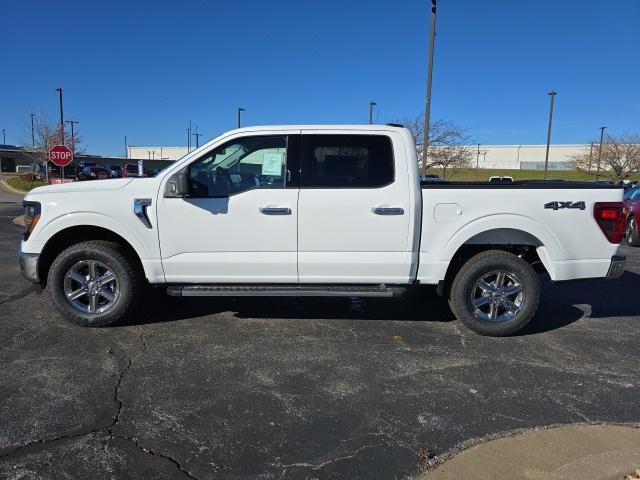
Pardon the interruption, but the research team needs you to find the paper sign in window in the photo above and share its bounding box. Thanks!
[262,153,283,176]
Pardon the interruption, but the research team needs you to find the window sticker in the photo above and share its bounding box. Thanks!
[262,153,284,176]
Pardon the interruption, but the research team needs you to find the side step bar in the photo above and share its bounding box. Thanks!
[167,284,405,298]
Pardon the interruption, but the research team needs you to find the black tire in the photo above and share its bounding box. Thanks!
[626,217,640,247]
[449,250,540,336]
[47,241,142,327]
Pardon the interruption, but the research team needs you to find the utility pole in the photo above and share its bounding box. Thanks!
[543,90,557,179]
[30,114,35,147]
[596,126,606,180]
[125,136,128,159]
[368,101,377,124]
[65,120,79,175]
[237,107,245,128]
[422,0,437,176]
[187,120,192,153]
[2,128,5,145]
[476,144,480,169]
[192,125,202,149]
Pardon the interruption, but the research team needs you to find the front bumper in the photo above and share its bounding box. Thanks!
[606,255,626,279]
[19,249,40,283]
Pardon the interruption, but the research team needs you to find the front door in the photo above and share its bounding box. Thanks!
[157,132,299,283]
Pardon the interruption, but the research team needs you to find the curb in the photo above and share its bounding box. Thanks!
[0,178,27,196]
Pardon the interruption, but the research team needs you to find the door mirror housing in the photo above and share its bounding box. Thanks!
[164,171,190,197]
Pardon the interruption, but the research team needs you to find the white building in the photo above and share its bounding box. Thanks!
[127,146,188,161]
[470,144,585,170]
[129,143,588,170]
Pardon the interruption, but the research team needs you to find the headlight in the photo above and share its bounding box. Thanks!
[23,201,41,240]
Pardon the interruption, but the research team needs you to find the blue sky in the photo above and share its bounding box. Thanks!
[1,0,639,156]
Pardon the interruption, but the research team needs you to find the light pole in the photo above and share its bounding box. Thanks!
[65,120,79,174]
[368,101,377,124]
[237,107,245,128]
[543,90,557,179]
[2,128,5,145]
[422,0,437,176]
[55,88,64,144]
[125,136,128,158]
[516,145,522,164]
[596,126,606,180]
[30,114,35,147]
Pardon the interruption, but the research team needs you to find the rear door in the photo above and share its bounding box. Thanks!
[297,130,413,283]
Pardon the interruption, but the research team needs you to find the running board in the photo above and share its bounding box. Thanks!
[167,285,405,298]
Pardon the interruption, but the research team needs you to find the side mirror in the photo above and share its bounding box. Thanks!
[164,172,189,198]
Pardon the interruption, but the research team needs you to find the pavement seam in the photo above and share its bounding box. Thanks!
[0,329,199,480]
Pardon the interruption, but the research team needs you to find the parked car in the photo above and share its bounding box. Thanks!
[19,124,626,336]
[623,186,640,246]
[78,166,110,181]
[489,176,514,183]
[123,163,143,177]
[107,165,123,178]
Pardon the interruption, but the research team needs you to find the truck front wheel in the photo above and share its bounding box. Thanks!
[47,241,142,327]
[449,250,540,336]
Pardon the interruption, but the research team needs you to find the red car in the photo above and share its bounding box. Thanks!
[623,186,640,246]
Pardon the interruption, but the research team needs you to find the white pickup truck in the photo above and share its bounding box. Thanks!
[19,125,627,335]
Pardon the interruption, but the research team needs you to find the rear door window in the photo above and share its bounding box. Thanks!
[300,134,394,188]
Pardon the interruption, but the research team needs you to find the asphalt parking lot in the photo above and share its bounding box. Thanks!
[1,196,639,480]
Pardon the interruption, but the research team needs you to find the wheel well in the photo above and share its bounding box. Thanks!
[437,241,547,297]
[39,226,145,286]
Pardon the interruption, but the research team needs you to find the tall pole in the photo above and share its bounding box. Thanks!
[30,114,35,147]
[543,90,557,179]
[237,107,245,128]
[55,87,65,177]
[187,120,192,153]
[422,0,437,176]
[587,142,594,172]
[2,129,5,145]
[368,101,377,124]
[595,126,606,181]
[125,135,128,158]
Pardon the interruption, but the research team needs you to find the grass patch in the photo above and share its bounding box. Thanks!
[427,168,640,182]
[6,177,48,191]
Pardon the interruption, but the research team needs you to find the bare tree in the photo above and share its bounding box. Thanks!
[395,114,473,178]
[21,115,84,169]
[571,133,640,182]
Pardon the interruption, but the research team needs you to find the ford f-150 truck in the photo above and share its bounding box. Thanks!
[19,125,627,335]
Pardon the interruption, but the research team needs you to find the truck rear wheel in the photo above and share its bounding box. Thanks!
[47,241,142,327]
[449,250,540,336]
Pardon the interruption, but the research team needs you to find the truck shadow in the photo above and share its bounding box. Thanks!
[126,271,640,336]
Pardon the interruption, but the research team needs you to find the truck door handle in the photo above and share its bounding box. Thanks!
[260,206,292,215]
[372,206,404,215]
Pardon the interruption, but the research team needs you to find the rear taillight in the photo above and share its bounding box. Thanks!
[594,202,625,243]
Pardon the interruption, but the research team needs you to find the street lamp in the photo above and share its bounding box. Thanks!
[596,126,607,180]
[422,0,437,176]
[543,90,557,179]
[55,88,64,144]
[237,107,245,128]
[368,101,377,124]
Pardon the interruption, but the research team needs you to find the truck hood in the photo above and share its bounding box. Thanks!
[26,178,134,196]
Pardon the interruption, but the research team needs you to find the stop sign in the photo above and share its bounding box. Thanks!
[49,145,74,167]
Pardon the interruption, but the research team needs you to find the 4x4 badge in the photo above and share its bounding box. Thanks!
[544,201,586,211]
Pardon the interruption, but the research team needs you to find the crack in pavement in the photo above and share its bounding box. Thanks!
[0,328,199,480]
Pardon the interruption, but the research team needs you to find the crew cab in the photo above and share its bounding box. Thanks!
[18,125,627,335]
